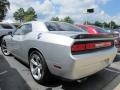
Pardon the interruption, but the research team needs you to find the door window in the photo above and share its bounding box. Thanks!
[14,24,32,35]
[22,24,32,35]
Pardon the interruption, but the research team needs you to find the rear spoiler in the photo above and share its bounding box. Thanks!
[72,34,114,39]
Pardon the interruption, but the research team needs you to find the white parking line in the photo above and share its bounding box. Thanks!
[105,68,120,74]
[113,83,120,90]
[0,70,8,75]
[105,68,120,90]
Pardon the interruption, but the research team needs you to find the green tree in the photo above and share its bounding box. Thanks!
[62,16,74,24]
[84,21,93,25]
[13,8,25,23]
[13,7,37,23]
[109,21,119,29]
[94,21,103,27]
[50,16,74,24]
[103,22,109,28]
[24,7,37,22]
[0,0,10,21]
[51,16,60,21]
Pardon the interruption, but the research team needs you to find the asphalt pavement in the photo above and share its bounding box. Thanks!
[0,51,120,90]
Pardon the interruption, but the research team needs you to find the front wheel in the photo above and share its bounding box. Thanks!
[29,50,52,84]
[1,40,10,56]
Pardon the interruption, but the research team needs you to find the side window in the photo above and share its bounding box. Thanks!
[45,22,57,31]
[14,25,24,35]
[80,26,87,31]
[14,24,32,35]
[22,24,32,35]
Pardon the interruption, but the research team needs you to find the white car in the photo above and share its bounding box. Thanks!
[1,21,117,84]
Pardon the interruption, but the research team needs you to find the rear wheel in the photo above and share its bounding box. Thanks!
[29,50,52,84]
[1,40,10,56]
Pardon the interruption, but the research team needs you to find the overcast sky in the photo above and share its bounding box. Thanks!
[4,0,120,24]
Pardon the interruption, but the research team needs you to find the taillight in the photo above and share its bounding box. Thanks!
[71,41,112,52]
[71,44,86,52]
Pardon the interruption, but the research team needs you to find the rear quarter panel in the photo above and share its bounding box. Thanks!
[20,33,75,75]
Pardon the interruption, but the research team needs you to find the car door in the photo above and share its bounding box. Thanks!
[11,24,32,63]
[19,24,32,62]
[10,25,25,58]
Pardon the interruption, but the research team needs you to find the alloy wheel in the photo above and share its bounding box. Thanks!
[1,40,10,56]
[30,54,43,80]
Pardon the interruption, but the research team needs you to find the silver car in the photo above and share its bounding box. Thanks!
[0,22,16,44]
[1,21,117,84]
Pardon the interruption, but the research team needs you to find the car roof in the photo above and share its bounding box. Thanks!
[24,21,73,25]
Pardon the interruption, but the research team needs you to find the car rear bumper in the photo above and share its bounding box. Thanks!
[62,47,117,80]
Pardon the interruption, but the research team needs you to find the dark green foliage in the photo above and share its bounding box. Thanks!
[50,16,74,24]
[0,0,10,21]
[13,7,37,23]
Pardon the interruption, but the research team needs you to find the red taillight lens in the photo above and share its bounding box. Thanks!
[86,43,95,49]
[71,44,85,52]
[71,41,112,52]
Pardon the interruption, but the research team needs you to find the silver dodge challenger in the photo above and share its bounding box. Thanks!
[1,21,117,84]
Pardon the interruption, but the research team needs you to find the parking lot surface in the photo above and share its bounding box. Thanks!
[0,51,120,90]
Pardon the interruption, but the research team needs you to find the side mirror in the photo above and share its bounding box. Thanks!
[8,31,13,37]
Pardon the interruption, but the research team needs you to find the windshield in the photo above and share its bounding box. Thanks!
[93,26,109,33]
[0,24,13,29]
[79,25,88,31]
[45,22,85,32]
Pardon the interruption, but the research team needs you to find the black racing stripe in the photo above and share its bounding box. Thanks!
[74,34,114,39]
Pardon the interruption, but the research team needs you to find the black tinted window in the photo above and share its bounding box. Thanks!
[0,24,13,29]
[14,24,32,35]
[79,26,87,31]
[45,22,85,32]
[14,28,22,35]
[114,29,120,33]
[22,24,32,34]
[93,26,108,33]
[14,25,23,35]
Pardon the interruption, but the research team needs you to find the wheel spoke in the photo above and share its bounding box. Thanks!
[34,55,40,64]
[32,67,38,75]
[37,68,41,78]
[31,59,38,66]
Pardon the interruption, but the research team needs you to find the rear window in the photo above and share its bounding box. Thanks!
[79,25,88,31]
[114,29,120,33]
[45,22,85,32]
[93,26,108,33]
[0,24,13,29]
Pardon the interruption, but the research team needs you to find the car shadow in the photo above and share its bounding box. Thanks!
[61,69,119,90]
[0,55,31,90]
[114,54,120,62]
[43,69,119,90]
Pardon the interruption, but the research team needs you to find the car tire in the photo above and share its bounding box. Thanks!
[29,50,53,84]
[1,39,11,56]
